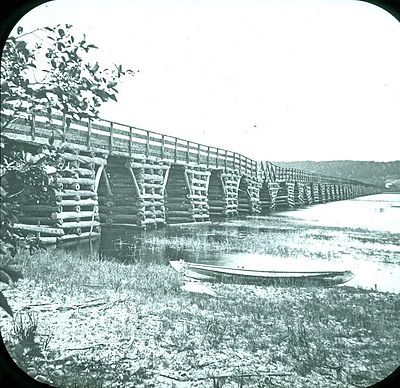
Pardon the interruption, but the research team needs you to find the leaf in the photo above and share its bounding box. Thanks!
[1,80,9,92]
[17,26,23,35]
[44,27,54,32]
[58,28,65,37]
[90,62,99,74]
[107,81,118,89]
[15,41,27,50]
[86,44,98,49]
[0,291,13,317]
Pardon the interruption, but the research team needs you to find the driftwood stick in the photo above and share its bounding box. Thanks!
[159,371,291,382]
[66,344,108,351]
[21,297,109,311]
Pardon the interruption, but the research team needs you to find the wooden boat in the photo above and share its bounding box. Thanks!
[170,260,354,286]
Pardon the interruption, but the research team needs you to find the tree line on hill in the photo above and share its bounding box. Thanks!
[273,160,400,188]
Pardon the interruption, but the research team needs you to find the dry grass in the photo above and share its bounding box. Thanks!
[0,248,399,387]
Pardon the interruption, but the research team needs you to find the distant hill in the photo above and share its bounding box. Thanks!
[273,160,400,188]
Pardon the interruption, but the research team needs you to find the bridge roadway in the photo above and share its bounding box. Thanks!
[1,111,381,243]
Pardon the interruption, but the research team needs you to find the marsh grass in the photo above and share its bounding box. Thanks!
[1,249,400,387]
[15,248,181,299]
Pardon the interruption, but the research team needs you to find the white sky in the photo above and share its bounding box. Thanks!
[8,0,400,162]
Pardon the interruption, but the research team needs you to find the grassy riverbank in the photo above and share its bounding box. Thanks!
[1,249,399,387]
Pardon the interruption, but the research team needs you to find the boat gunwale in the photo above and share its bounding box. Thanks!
[179,261,352,277]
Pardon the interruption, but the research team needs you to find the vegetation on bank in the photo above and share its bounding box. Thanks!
[1,249,399,387]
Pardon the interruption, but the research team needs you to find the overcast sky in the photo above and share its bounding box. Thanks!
[9,0,400,162]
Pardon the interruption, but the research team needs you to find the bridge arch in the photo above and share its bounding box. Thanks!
[276,181,289,209]
[164,164,192,224]
[207,169,225,219]
[237,176,251,216]
[259,180,272,214]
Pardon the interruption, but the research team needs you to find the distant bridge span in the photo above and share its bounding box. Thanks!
[1,111,381,243]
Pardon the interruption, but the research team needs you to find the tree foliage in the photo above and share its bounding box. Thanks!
[1,23,133,127]
[0,24,134,315]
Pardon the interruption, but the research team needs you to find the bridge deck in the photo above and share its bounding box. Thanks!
[2,111,258,177]
[1,110,379,187]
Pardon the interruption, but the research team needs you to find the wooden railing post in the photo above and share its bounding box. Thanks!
[238,154,241,173]
[109,122,114,154]
[186,140,190,164]
[30,113,36,141]
[224,150,227,170]
[216,148,219,168]
[87,118,91,151]
[233,153,236,170]
[145,131,150,158]
[129,127,133,157]
[174,138,178,163]
[207,146,210,168]
[161,134,165,159]
[197,143,201,165]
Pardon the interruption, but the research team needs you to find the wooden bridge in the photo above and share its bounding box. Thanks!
[1,110,381,244]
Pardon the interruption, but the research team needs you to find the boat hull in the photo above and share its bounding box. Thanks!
[170,261,354,286]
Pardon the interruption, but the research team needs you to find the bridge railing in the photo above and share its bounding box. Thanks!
[0,110,381,188]
[1,110,258,177]
[262,161,379,187]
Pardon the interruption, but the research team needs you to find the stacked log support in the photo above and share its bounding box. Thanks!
[16,145,105,244]
[341,185,347,200]
[342,185,347,200]
[286,182,296,208]
[311,183,320,204]
[342,185,348,200]
[318,183,326,203]
[331,184,337,201]
[293,182,305,207]
[325,184,332,202]
[329,184,335,202]
[333,184,340,201]
[347,185,352,199]
[246,176,261,214]
[221,170,240,217]
[275,181,290,209]
[336,185,341,200]
[237,175,259,216]
[303,184,313,205]
[349,186,354,199]
[98,157,168,228]
[134,159,168,227]
[267,182,280,211]
[345,185,351,199]
[185,165,210,222]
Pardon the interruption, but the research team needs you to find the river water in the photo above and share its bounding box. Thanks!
[63,193,400,293]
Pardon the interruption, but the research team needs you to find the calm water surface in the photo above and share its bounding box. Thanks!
[64,193,400,293]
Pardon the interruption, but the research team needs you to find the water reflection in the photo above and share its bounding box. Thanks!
[59,194,400,293]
